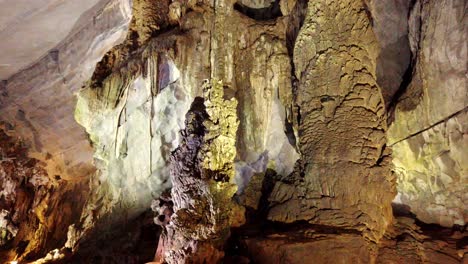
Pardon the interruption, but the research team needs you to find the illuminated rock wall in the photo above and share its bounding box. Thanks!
[267,0,394,241]
[387,0,467,227]
[0,0,466,262]
[156,79,243,263]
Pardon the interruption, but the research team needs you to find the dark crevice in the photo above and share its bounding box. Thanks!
[296,105,301,125]
[409,0,419,14]
[284,114,297,147]
[374,143,387,166]
[285,0,307,58]
[389,106,468,146]
[387,0,423,125]
[320,95,335,103]
[392,202,417,218]
[361,0,374,27]
[234,0,282,21]
[386,56,415,125]
[284,0,307,148]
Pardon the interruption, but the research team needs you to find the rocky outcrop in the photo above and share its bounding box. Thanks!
[0,0,131,262]
[0,0,466,262]
[72,0,299,257]
[377,216,466,263]
[0,0,131,180]
[243,232,375,263]
[155,80,244,263]
[235,217,466,263]
[388,0,467,227]
[0,130,88,262]
[267,0,395,241]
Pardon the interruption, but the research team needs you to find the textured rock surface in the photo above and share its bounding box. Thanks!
[243,233,375,263]
[388,0,467,227]
[156,80,243,263]
[236,217,466,264]
[0,0,132,180]
[376,217,467,263]
[72,0,299,255]
[267,0,395,241]
[74,49,193,248]
[0,0,466,262]
[0,0,132,261]
[0,130,88,262]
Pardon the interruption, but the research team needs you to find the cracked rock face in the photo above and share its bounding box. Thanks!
[388,0,467,227]
[0,0,466,262]
[267,0,395,241]
[156,80,244,263]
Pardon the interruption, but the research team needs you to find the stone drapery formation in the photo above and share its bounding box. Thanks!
[67,0,300,259]
[267,0,394,241]
[0,0,466,262]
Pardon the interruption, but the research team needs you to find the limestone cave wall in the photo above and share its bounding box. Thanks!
[0,0,466,263]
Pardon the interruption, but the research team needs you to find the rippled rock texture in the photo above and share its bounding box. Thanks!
[0,0,466,262]
[267,0,394,241]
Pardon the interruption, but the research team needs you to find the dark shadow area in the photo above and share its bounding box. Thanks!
[391,202,416,218]
[66,210,160,264]
[234,0,282,21]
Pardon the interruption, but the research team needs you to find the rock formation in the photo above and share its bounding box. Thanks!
[387,0,467,228]
[0,0,466,263]
[0,129,88,261]
[155,79,244,263]
[268,0,394,241]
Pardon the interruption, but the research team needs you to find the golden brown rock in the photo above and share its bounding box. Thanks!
[268,0,395,241]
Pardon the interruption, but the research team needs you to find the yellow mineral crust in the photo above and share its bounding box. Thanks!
[201,79,239,181]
